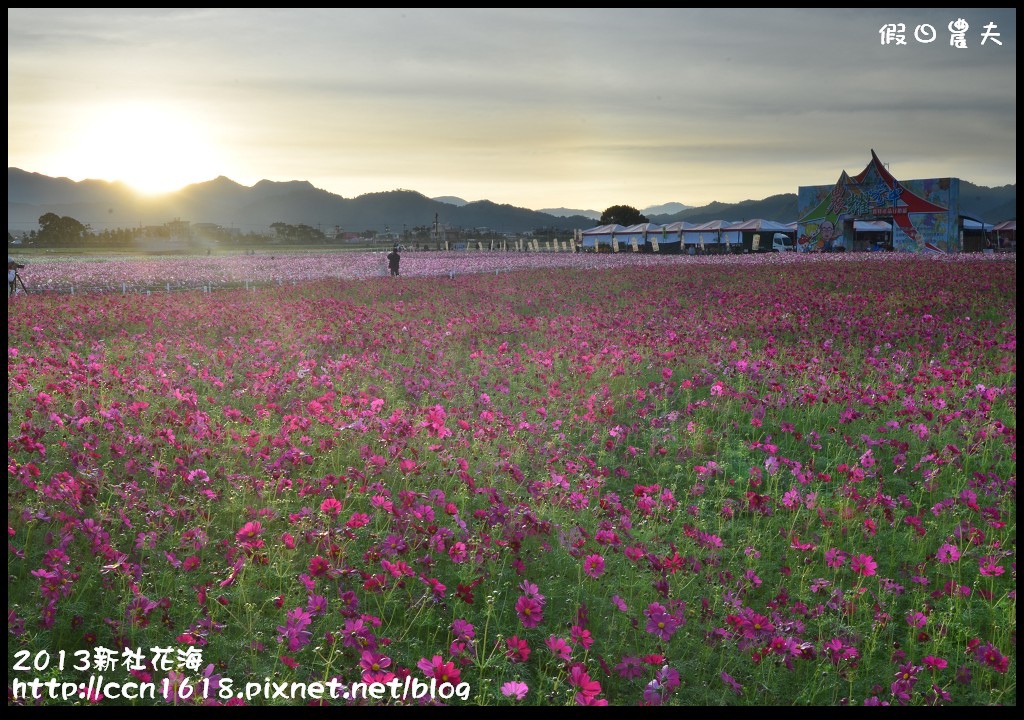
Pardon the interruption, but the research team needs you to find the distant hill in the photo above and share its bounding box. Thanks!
[642,202,692,216]
[432,196,469,207]
[7,168,1014,235]
[650,194,800,224]
[7,169,593,235]
[538,207,602,220]
[956,183,1016,224]
[540,202,692,220]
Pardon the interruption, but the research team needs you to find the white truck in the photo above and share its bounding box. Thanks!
[772,233,795,252]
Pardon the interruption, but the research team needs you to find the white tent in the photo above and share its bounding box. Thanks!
[656,221,696,245]
[726,219,793,233]
[682,220,742,246]
[580,224,625,250]
[618,223,663,251]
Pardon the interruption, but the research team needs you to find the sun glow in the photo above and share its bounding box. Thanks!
[61,102,224,195]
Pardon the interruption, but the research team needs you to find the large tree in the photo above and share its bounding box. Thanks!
[269,221,327,243]
[36,213,90,245]
[600,205,649,226]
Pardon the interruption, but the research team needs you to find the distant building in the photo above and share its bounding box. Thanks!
[797,150,984,253]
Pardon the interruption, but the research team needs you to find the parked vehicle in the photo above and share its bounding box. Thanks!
[772,233,795,252]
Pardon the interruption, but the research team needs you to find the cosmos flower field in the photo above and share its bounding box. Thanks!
[7,251,1016,706]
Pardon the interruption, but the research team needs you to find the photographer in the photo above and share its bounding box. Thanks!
[8,257,26,297]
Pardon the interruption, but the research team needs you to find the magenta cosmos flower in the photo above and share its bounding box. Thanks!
[644,603,679,642]
[583,554,605,578]
[505,636,530,663]
[515,595,544,629]
[501,681,528,701]
[936,543,961,564]
[417,655,461,685]
[850,553,878,576]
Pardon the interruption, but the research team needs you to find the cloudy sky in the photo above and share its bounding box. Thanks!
[7,8,1016,213]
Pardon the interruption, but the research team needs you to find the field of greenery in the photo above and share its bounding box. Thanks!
[7,252,1016,706]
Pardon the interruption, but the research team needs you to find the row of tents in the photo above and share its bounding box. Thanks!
[579,218,1010,253]
[579,219,797,253]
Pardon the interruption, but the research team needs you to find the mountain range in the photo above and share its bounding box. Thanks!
[432,198,691,221]
[7,167,1015,236]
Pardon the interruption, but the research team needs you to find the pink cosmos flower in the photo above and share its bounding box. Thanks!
[616,656,643,680]
[346,512,371,529]
[341,618,376,651]
[695,531,723,550]
[936,543,961,564]
[568,665,601,699]
[421,405,452,438]
[624,546,645,562]
[519,579,544,600]
[308,555,329,576]
[359,650,392,682]
[824,637,859,665]
[218,557,245,588]
[850,553,878,576]
[235,521,263,544]
[545,635,572,662]
[644,602,679,642]
[720,671,743,696]
[859,449,875,469]
[319,497,343,516]
[906,611,928,628]
[582,554,605,578]
[570,625,594,650]
[448,541,468,564]
[506,636,530,664]
[515,595,544,629]
[417,655,461,684]
[501,681,528,701]
[978,557,1005,576]
[276,607,312,652]
[975,643,1009,673]
[647,665,681,705]
[924,684,952,706]
[825,547,847,568]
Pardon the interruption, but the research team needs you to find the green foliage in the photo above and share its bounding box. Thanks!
[36,213,90,245]
[600,205,649,226]
[269,222,327,243]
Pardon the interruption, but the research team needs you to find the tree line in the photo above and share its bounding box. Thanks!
[9,206,649,249]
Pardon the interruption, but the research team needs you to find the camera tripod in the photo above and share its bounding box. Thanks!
[9,272,28,296]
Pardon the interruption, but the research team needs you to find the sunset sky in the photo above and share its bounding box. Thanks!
[7,8,1016,213]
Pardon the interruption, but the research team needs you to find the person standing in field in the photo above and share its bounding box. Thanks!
[387,246,401,276]
[9,257,25,296]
